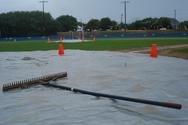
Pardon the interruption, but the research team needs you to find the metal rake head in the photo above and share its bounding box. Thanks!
[2,72,67,92]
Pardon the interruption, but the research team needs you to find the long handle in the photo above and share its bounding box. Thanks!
[45,83,182,110]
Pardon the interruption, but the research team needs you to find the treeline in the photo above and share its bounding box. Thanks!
[0,11,188,37]
[128,17,188,30]
[86,17,188,31]
[0,11,58,37]
[0,11,79,37]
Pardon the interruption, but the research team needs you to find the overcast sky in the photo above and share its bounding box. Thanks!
[0,0,187,23]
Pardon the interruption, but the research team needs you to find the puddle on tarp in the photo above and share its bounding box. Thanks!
[0,50,188,125]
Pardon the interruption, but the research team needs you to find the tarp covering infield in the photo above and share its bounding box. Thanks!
[0,50,188,125]
[51,39,91,43]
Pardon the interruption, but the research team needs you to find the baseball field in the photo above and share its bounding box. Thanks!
[0,37,188,58]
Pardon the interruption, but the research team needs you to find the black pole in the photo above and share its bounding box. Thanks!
[174,9,177,30]
[39,1,48,35]
[45,84,182,110]
[122,1,129,31]
[124,1,126,30]
[42,3,45,35]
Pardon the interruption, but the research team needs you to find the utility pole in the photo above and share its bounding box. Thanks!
[121,13,123,24]
[121,1,130,31]
[120,13,123,29]
[174,9,177,30]
[39,1,48,35]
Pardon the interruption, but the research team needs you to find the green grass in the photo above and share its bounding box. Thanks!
[0,38,188,52]
[174,48,188,54]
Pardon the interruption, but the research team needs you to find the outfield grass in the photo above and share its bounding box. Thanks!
[0,38,188,52]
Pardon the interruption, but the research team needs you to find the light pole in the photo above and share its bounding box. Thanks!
[121,1,130,31]
[39,1,48,35]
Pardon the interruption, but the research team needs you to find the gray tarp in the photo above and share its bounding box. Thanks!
[0,50,188,125]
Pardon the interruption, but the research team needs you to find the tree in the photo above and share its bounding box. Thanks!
[44,13,61,35]
[128,17,173,30]
[128,18,158,30]
[142,18,158,29]
[85,19,100,31]
[86,18,118,31]
[128,20,143,30]
[0,11,58,37]
[157,17,172,29]
[56,15,78,32]
[179,21,188,30]
[99,17,112,30]
[111,20,119,30]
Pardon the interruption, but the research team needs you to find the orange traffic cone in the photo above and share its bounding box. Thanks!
[60,37,63,43]
[93,36,96,43]
[82,37,84,43]
[150,44,158,58]
[48,38,51,43]
[58,44,64,56]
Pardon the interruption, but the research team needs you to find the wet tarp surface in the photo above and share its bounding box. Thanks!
[0,50,188,125]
